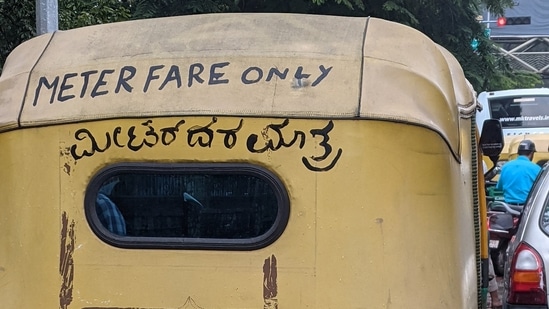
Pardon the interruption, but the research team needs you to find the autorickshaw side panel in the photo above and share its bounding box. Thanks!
[0,116,475,308]
[0,129,63,308]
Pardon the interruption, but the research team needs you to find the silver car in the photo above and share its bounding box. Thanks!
[503,164,549,308]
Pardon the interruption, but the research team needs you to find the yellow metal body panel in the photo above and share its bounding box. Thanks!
[0,13,481,309]
[0,117,477,308]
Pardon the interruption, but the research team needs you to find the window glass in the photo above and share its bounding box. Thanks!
[489,95,549,128]
[85,163,289,250]
[541,204,549,232]
[532,167,549,234]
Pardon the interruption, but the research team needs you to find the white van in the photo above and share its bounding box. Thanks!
[477,88,549,136]
[477,88,549,166]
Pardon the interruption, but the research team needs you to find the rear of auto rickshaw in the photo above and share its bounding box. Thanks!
[507,134,549,167]
[0,13,499,308]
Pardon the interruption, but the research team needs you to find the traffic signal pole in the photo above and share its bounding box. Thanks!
[36,0,58,35]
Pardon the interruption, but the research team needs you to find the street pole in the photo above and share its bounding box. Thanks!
[36,0,58,35]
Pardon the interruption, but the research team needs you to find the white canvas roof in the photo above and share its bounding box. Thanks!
[0,13,477,158]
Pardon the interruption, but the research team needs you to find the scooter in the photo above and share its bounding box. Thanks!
[487,200,522,276]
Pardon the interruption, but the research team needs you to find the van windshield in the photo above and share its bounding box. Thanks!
[489,95,549,129]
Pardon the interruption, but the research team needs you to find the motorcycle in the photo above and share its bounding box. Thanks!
[487,200,522,276]
[483,165,523,276]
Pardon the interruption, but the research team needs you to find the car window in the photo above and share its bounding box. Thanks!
[85,163,289,250]
[533,167,549,233]
[541,191,549,232]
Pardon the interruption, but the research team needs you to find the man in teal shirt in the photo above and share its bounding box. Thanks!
[496,139,542,205]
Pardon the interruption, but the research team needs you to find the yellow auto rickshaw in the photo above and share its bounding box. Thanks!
[506,134,549,167]
[0,13,499,308]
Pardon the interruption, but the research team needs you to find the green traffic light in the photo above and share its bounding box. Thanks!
[471,38,479,51]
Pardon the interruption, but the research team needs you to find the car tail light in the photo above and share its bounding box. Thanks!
[507,242,547,305]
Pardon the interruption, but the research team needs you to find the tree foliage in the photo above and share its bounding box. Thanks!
[0,0,130,74]
[58,0,130,29]
[0,0,543,92]
[127,0,236,18]
[0,0,35,70]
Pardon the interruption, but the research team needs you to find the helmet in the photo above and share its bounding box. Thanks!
[518,139,536,153]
